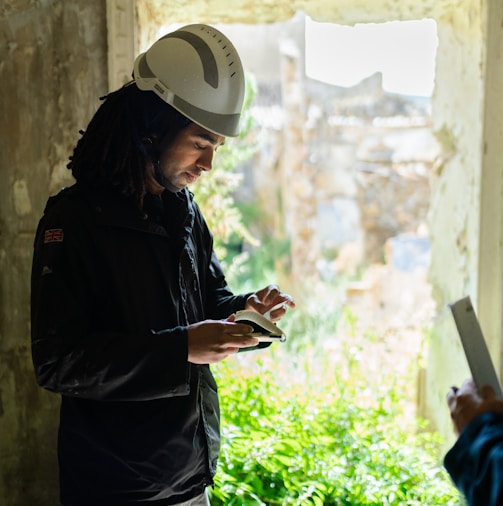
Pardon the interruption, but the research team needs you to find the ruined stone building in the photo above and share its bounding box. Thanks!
[1,1,502,504]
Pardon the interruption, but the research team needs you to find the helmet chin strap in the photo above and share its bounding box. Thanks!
[144,137,171,193]
[153,158,164,185]
[153,158,179,193]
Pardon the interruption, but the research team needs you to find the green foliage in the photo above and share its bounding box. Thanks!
[226,232,292,293]
[210,306,463,506]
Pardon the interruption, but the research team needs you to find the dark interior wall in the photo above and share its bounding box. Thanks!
[0,1,107,504]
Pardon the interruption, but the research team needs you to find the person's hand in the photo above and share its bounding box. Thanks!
[245,284,295,322]
[447,378,503,435]
[187,317,258,364]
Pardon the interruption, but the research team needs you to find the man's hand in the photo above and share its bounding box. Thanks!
[447,378,503,434]
[187,319,258,364]
[245,284,295,322]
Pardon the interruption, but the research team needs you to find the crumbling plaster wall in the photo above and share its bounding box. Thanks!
[0,1,107,505]
[137,0,496,439]
[0,0,499,504]
[422,2,489,442]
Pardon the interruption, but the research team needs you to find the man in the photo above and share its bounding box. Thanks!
[31,24,294,506]
[445,378,503,505]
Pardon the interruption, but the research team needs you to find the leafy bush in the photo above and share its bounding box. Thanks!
[226,232,292,293]
[211,319,463,506]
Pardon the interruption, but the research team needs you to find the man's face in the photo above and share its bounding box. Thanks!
[155,123,225,193]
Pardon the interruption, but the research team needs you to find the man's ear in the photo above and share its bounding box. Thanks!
[142,136,162,161]
[142,137,154,155]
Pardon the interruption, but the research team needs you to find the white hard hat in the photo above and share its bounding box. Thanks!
[133,24,245,137]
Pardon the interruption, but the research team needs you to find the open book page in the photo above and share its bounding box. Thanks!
[235,310,286,342]
[449,296,503,398]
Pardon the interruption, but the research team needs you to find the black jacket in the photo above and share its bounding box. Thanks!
[31,184,250,505]
[444,412,503,506]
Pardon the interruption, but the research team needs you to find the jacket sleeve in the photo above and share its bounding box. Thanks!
[190,200,252,319]
[444,412,503,506]
[205,250,252,319]
[31,202,190,402]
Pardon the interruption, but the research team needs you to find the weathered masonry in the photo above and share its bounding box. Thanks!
[1,1,502,504]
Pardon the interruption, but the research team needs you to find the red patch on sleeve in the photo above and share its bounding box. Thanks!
[44,228,64,243]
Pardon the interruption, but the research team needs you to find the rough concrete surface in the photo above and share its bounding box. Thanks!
[1,0,501,504]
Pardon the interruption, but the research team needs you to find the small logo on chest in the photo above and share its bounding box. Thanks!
[44,228,64,243]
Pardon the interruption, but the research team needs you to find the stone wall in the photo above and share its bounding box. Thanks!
[424,1,489,441]
[199,0,496,447]
[221,19,437,287]
[0,1,107,504]
[137,2,496,446]
[0,0,501,504]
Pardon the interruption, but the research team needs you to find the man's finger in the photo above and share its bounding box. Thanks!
[447,387,458,408]
[224,322,254,334]
[480,384,497,400]
[225,336,259,348]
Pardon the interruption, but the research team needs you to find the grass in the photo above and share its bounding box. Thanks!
[210,280,464,505]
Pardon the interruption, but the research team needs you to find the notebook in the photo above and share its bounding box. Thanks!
[449,295,503,398]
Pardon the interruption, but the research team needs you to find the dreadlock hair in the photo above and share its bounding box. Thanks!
[67,82,191,210]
